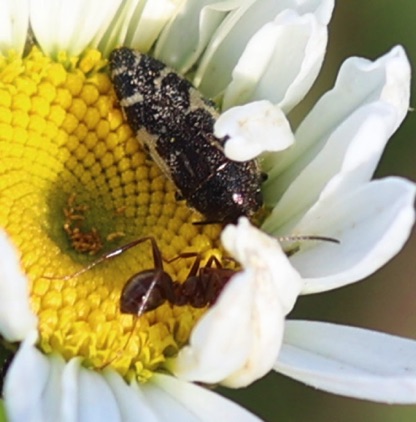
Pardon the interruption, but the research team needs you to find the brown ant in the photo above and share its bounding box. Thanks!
[46,236,236,315]
[119,234,340,314]
[119,237,234,315]
[50,233,338,316]
[44,233,338,368]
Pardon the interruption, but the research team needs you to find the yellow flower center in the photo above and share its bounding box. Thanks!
[0,47,224,382]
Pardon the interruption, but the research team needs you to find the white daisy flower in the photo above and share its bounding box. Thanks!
[178,45,416,401]
[0,0,415,421]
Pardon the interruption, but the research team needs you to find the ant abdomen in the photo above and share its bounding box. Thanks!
[120,268,175,314]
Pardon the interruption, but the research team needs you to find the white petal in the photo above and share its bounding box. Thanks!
[76,364,121,422]
[276,11,327,113]
[137,376,202,421]
[263,101,400,230]
[4,341,255,421]
[195,0,333,100]
[215,100,294,161]
[149,373,262,422]
[40,354,66,420]
[104,371,158,422]
[172,218,302,387]
[222,9,329,112]
[0,0,29,56]
[59,358,79,422]
[275,320,416,403]
[263,46,411,195]
[30,0,122,57]
[0,230,38,342]
[92,0,140,57]
[4,335,49,421]
[155,0,239,73]
[222,218,302,315]
[94,0,181,57]
[171,269,259,385]
[6,352,136,422]
[125,0,182,54]
[289,177,415,293]
[310,0,335,24]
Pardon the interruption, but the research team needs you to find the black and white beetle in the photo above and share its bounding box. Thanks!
[109,47,264,224]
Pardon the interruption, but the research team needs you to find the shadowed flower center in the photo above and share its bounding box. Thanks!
[0,47,224,381]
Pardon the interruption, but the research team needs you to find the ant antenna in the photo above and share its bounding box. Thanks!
[43,236,159,281]
[277,234,340,244]
[275,234,339,258]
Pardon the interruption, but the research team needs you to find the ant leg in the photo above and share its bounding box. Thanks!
[191,255,221,307]
[178,255,223,308]
[164,252,199,266]
[163,253,202,306]
[147,237,164,270]
[204,255,222,269]
[164,252,201,280]
[199,256,238,306]
[43,236,160,281]
[184,254,202,279]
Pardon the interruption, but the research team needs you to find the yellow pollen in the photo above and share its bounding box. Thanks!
[0,47,225,382]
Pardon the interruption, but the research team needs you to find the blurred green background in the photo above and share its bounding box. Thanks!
[221,1,416,421]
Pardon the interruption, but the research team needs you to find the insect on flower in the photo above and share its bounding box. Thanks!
[109,47,265,224]
[119,234,340,314]
[119,238,235,315]
[45,234,338,367]
[49,234,339,317]
[48,236,235,314]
